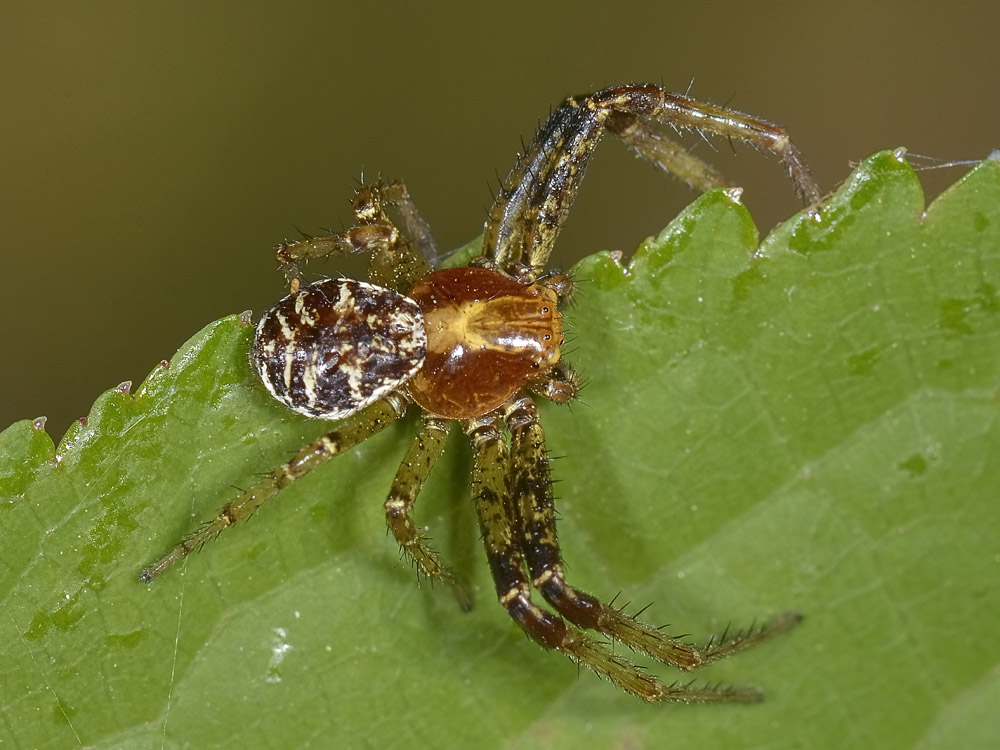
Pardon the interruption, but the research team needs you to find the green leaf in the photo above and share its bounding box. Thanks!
[2,151,998,749]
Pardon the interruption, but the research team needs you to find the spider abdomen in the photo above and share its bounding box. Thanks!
[251,278,426,420]
[406,267,562,419]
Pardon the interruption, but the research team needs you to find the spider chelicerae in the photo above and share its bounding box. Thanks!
[142,83,821,703]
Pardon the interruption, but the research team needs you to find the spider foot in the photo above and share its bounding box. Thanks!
[559,629,764,704]
[531,569,800,673]
[698,611,804,665]
[581,602,803,673]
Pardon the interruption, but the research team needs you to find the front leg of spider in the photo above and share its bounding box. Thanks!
[503,396,801,700]
[143,83,813,703]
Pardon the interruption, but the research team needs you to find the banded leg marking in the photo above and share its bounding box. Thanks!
[141,395,408,582]
[483,82,820,277]
[356,180,441,267]
[385,416,471,609]
[275,180,433,294]
[505,396,800,697]
[466,412,751,702]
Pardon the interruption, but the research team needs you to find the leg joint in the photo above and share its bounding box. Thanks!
[501,587,568,650]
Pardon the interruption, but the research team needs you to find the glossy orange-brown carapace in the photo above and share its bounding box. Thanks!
[407,267,561,419]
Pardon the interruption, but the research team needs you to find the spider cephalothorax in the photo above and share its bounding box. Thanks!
[142,83,820,702]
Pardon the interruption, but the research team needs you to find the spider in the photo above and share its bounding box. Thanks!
[141,83,821,702]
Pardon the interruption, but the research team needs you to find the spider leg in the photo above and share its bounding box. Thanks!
[465,411,758,702]
[274,224,400,290]
[140,395,408,583]
[527,363,581,405]
[356,180,442,267]
[384,416,471,609]
[504,396,801,675]
[483,83,820,277]
[275,180,433,295]
[607,112,731,194]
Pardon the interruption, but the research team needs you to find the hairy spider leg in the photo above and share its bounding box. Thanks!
[384,416,472,610]
[357,180,442,267]
[506,396,801,678]
[607,112,731,193]
[483,82,821,277]
[140,395,408,582]
[467,411,764,703]
[526,362,581,404]
[464,413,659,699]
[505,396,698,670]
[275,224,399,290]
[483,101,588,277]
[275,181,433,294]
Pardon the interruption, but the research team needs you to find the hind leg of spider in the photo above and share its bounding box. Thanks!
[466,412,757,703]
[140,395,408,583]
[385,416,471,610]
[274,223,402,292]
[504,395,801,675]
[275,180,433,294]
[355,180,442,266]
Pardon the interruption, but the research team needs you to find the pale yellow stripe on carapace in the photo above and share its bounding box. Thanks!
[423,294,561,364]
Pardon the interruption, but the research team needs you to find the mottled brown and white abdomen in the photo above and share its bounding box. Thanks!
[251,279,426,420]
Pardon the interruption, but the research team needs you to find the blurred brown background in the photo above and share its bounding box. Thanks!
[2,1,997,437]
